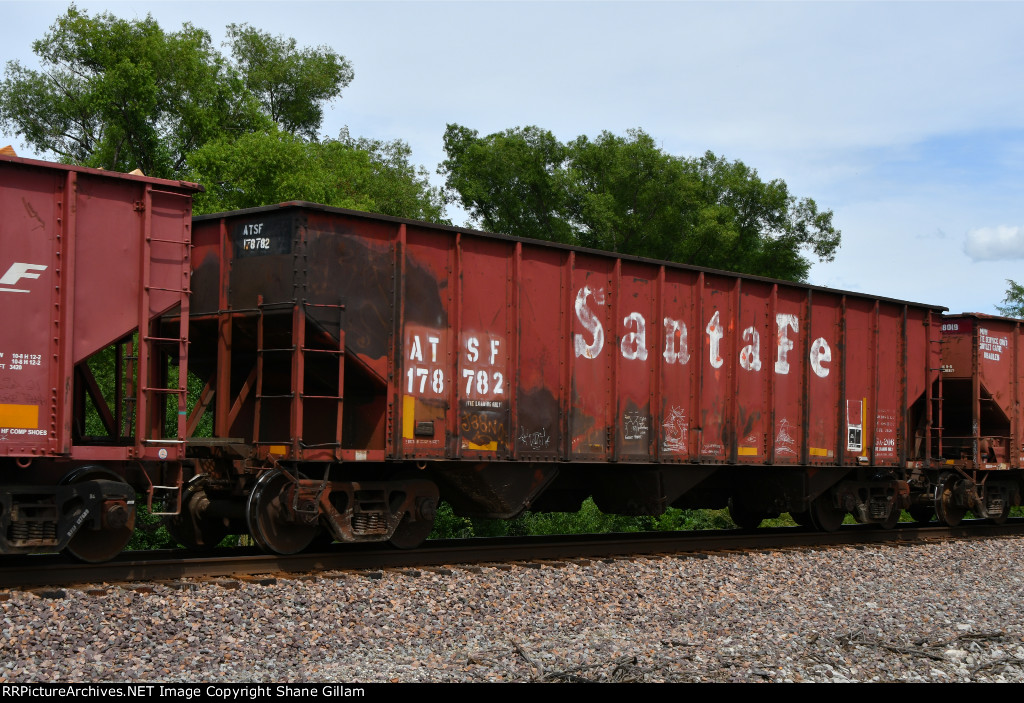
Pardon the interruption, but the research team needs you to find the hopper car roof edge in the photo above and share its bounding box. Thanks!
[947,311,1024,323]
[0,152,204,192]
[196,199,948,313]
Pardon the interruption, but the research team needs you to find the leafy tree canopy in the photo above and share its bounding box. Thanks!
[226,23,352,140]
[1,7,445,223]
[440,124,841,281]
[189,127,447,222]
[997,279,1024,318]
[0,6,352,178]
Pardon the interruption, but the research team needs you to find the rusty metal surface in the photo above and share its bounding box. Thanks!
[2,521,1022,588]
[190,202,943,471]
[940,313,1023,469]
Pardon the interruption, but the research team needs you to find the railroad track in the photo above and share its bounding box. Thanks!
[3,520,1023,589]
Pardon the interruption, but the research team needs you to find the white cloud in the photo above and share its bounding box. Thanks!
[964,226,1024,261]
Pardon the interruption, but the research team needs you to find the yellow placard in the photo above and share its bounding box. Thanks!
[402,395,415,439]
[0,404,38,429]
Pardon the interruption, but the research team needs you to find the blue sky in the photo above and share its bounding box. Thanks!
[3,0,1023,314]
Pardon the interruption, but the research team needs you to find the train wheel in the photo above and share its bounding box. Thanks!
[246,469,319,554]
[728,498,766,529]
[934,474,966,527]
[389,514,434,549]
[167,475,228,549]
[789,511,812,527]
[877,501,901,530]
[389,488,438,549]
[809,494,845,532]
[60,466,136,563]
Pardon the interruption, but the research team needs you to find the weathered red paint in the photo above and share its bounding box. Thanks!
[13,159,1024,556]
[0,154,199,461]
[940,313,1023,468]
[189,201,943,470]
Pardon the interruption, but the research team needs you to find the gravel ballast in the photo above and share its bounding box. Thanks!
[3,537,1024,682]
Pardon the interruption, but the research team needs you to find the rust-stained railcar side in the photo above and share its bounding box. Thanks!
[186,202,947,543]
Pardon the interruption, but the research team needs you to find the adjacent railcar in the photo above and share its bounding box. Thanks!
[0,154,201,560]
[932,313,1024,523]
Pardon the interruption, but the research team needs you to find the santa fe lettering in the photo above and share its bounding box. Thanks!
[573,286,832,377]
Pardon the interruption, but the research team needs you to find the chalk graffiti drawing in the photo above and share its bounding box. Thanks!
[662,406,689,452]
[518,425,551,450]
[623,411,649,441]
[775,418,797,456]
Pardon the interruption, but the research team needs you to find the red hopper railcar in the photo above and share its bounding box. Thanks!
[180,201,949,551]
[0,154,200,560]
[2,155,1019,561]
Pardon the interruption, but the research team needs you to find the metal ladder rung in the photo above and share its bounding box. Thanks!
[149,237,191,245]
[252,298,345,454]
[145,286,190,294]
[136,201,191,452]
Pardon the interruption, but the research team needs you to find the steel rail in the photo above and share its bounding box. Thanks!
[3,520,1023,589]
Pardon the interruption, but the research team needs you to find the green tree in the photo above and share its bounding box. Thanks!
[563,129,696,258]
[0,6,350,178]
[227,23,353,140]
[997,279,1024,318]
[441,124,575,243]
[188,128,446,222]
[679,151,840,280]
[440,124,840,281]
